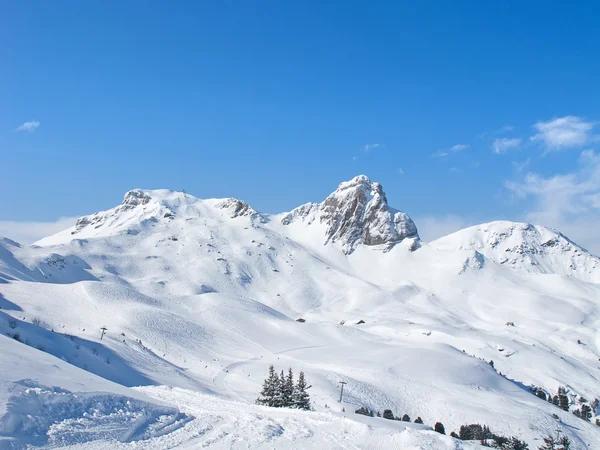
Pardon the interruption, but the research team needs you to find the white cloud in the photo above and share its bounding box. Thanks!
[414,214,475,243]
[0,217,76,244]
[511,158,531,173]
[493,137,521,154]
[500,125,514,132]
[530,116,594,149]
[505,150,600,255]
[398,167,405,175]
[450,144,469,152]
[15,120,40,133]
[432,151,449,158]
[363,144,380,153]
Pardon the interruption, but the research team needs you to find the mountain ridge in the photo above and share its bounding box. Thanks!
[27,176,599,284]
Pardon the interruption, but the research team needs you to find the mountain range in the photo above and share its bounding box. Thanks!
[1,175,599,449]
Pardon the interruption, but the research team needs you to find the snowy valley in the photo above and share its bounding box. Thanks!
[1,175,599,449]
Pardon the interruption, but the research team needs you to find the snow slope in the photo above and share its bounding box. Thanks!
[1,175,600,448]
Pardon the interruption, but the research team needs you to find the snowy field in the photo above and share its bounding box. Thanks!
[1,177,599,448]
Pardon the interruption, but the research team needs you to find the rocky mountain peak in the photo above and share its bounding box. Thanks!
[282,175,419,254]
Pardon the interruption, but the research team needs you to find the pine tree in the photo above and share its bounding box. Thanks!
[580,404,591,422]
[257,365,280,407]
[434,422,445,434]
[355,406,375,417]
[508,436,529,450]
[539,431,571,450]
[292,370,311,410]
[558,386,570,411]
[536,388,547,401]
[271,369,286,407]
[558,435,571,449]
[414,417,423,424]
[282,368,294,407]
[382,409,395,420]
[402,414,410,422]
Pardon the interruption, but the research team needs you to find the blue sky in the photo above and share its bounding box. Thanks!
[2,1,600,252]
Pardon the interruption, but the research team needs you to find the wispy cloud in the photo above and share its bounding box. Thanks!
[499,125,514,132]
[398,167,405,175]
[450,144,469,152]
[512,158,531,173]
[15,120,40,133]
[431,151,449,159]
[505,150,600,255]
[493,137,521,154]
[530,116,595,149]
[363,143,380,153]
[0,217,77,244]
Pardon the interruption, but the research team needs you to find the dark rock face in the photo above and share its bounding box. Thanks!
[217,198,266,223]
[282,175,419,254]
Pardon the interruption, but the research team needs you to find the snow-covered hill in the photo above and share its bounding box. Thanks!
[431,221,600,283]
[1,175,600,449]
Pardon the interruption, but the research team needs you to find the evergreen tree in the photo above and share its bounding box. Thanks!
[580,404,591,422]
[271,369,286,407]
[256,365,280,407]
[459,424,489,441]
[434,422,445,434]
[507,436,529,450]
[450,431,459,438]
[414,417,423,424]
[539,431,570,450]
[558,435,571,449]
[376,411,381,417]
[283,368,294,407]
[382,409,395,420]
[536,388,547,401]
[402,414,410,422]
[355,406,375,417]
[292,371,311,410]
[557,386,570,411]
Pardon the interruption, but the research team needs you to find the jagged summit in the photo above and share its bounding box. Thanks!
[282,175,419,254]
[431,220,600,283]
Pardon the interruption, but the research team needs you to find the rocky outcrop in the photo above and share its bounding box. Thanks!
[282,175,419,254]
[72,190,152,235]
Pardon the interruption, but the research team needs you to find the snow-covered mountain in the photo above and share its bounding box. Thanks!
[432,221,600,283]
[1,175,600,449]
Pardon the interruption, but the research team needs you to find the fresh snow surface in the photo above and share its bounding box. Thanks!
[1,176,600,449]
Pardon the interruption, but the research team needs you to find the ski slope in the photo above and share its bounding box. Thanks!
[1,176,600,448]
